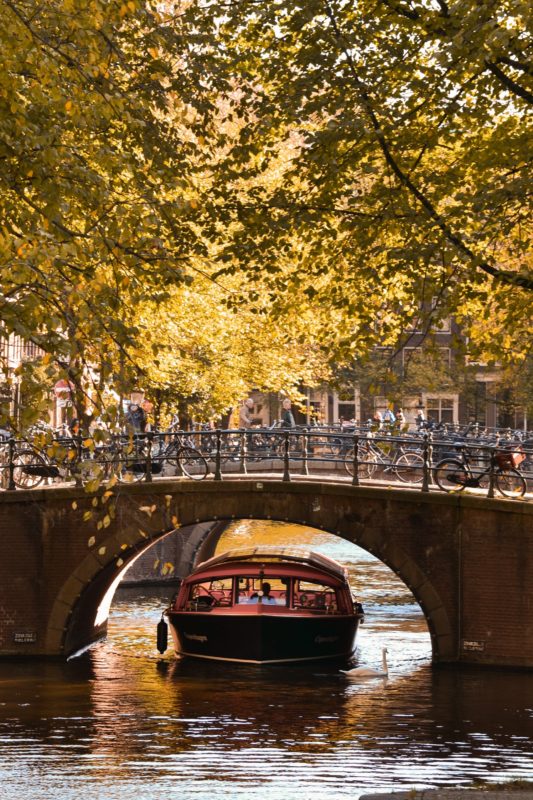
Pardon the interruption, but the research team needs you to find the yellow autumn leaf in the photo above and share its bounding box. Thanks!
[88,536,96,547]
[65,100,72,111]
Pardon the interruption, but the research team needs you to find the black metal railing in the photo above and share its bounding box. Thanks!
[0,426,531,498]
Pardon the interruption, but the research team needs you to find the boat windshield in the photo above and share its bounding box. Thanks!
[293,579,338,611]
[236,576,288,605]
[182,575,341,612]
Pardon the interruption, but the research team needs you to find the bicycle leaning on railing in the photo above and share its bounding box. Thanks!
[344,434,425,484]
[91,429,210,483]
[433,445,526,497]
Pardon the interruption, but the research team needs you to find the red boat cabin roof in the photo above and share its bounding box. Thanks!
[193,546,348,582]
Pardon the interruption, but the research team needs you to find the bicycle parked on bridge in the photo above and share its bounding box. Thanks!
[3,428,210,488]
[98,429,209,483]
[344,435,425,484]
[433,446,526,497]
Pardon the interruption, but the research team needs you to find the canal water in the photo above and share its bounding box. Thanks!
[1,520,532,800]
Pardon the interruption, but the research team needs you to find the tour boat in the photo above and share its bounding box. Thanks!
[162,545,364,664]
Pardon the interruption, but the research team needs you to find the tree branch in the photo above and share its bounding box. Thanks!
[485,60,533,105]
[323,2,533,291]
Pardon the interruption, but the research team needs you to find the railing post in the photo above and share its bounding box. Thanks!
[214,429,222,481]
[174,431,184,476]
[283,430,291,482]
[351,433,360,487]
[7,436,16,490]
[422,432,431,493]
[145,431,153,482]
[239,429,248,474]
[72,434,83,488]
[487,446,496,498]
[300,429,309,476]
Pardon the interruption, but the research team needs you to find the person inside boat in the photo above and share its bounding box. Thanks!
[247,581,277,604]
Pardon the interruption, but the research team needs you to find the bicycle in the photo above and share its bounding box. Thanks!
[152,431,209,481]
[344,435,425,483]
[433,446,526,497]
[6,434,108,489]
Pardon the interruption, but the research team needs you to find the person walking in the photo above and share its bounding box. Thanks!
[383,407,396,427]
[239,398,255,429]
[281,398,296,428]
[125,400,147,433]
[372,410,383,431]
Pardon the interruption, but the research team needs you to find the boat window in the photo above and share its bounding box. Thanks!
[187,577,234,608]
[293,580,338,612]
[236,576,289,605]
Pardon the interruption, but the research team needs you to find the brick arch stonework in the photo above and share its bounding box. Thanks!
[1,479,531,667]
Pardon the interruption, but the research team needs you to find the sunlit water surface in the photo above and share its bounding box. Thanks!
[1,521,532,800]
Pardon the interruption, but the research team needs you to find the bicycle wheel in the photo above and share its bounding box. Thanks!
[178,447,209,480]
[111,442,147,483]
[78,458,109,488]
[344,447,378,479]
[0,447,10,489]
[12,449,49,489]
[220,434,241,463]
[433,459,467,492]
[394,451,424,484]
[495,468,526,498]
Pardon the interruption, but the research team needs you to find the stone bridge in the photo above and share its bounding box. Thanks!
[0,477,531,668]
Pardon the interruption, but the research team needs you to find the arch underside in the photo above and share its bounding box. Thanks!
[49,510,453,662]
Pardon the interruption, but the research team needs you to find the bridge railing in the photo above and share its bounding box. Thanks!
[0,427,531,497]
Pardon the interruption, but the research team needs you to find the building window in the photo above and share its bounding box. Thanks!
[333,391,359,424]
[402,347,451,369]
[430,297,451,332]
[426,397,455,424]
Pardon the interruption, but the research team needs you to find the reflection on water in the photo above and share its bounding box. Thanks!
[0,521,532,800]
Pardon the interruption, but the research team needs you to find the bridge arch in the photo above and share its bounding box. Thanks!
[190,517,448,653]
[1,479,531,667]
[50,514,451,661]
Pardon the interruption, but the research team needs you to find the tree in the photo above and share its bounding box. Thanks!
[174,0,532,363]
[0,0,210,427]
[128,274,331,425]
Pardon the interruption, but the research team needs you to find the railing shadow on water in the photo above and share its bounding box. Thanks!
[0,426,531,499]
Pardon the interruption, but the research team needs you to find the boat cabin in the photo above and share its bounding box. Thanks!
[172,546,357,616]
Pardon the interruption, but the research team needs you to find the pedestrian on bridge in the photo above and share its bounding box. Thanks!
[281,398,296,429]
[239,398,255,429]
